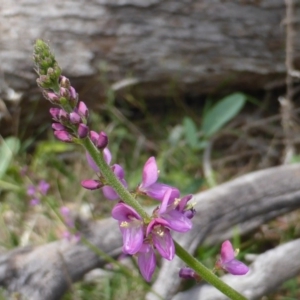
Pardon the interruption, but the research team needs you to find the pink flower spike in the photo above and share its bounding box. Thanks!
[138,243,156,282]
[216,240,249,275]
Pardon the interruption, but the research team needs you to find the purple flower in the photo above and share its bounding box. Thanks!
[27,180,50,205]
[112,202,144,255]
[147,218,175,260]
[154,189,192,233]
[138,157,180,201]
[215,240,249,275]
[137,243,156,282]
[26,185,36,196]
[38,180,50,195]
[30,198,40,206]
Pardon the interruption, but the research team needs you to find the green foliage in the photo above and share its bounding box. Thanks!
[202,92,246,137]
[0,137,20,179]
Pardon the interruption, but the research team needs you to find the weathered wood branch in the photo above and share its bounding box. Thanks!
[0,164,300,299]
[146,163,300,300]
[173,238,300,300]
[1,0,300,100]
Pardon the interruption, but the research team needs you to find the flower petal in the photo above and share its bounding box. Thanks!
[102,186,119,200]
[141,157,158,188]
[158,188,172,214]
[112,203,142,221]
[152,226,175,261]
[162,209,192,232]
[224,259,249,275]
[121,226,144,254]
[220,240,235,263]
[144,183,180,201]
[138,244,156,282]
[86,152,100,172]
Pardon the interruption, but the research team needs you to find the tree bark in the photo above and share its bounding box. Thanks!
[1,0,300,99]
[0,164,300,299]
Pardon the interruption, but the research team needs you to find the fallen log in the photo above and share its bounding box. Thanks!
[1,0,299,99]
[0,164,300,299]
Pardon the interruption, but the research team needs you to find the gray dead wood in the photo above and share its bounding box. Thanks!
[1,0,300,100]
[0,164,300,299]
[173,238,300,300]
[146,163,300,300]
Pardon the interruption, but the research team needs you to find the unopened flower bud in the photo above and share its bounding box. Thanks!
[43,91,60,104]
[89,131,99,145]
[184,208,196,219]
[69,86,78,108]
[54,131,73,143]
[52,123,66,131]
[78,101,89,119]
[78,123,89,139]
[49,108,60,121]
[59,109,69,123]
[60,76,70,88]
[81,179,103,190]
[96,131,108,149]
[179,267,201,281]
[69,112,81,124]
[60,87,70,98]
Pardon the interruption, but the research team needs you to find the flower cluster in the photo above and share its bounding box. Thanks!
[111,158,195,281]
[84,153,195,281]
[34,40,89,144]
[26,180,50,206]
[33,40,249,289]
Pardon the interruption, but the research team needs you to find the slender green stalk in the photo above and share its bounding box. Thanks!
[174,241,248,300]
[81,137,150,221]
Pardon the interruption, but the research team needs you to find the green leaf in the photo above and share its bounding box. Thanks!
[0,137,20,179]
[183,117,198,149]
[201,93,246,137]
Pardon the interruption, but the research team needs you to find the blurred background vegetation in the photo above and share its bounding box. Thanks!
[0,82,300,299]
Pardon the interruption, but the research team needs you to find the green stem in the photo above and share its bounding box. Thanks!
[82,137,149,221]
[174,241,248,300]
